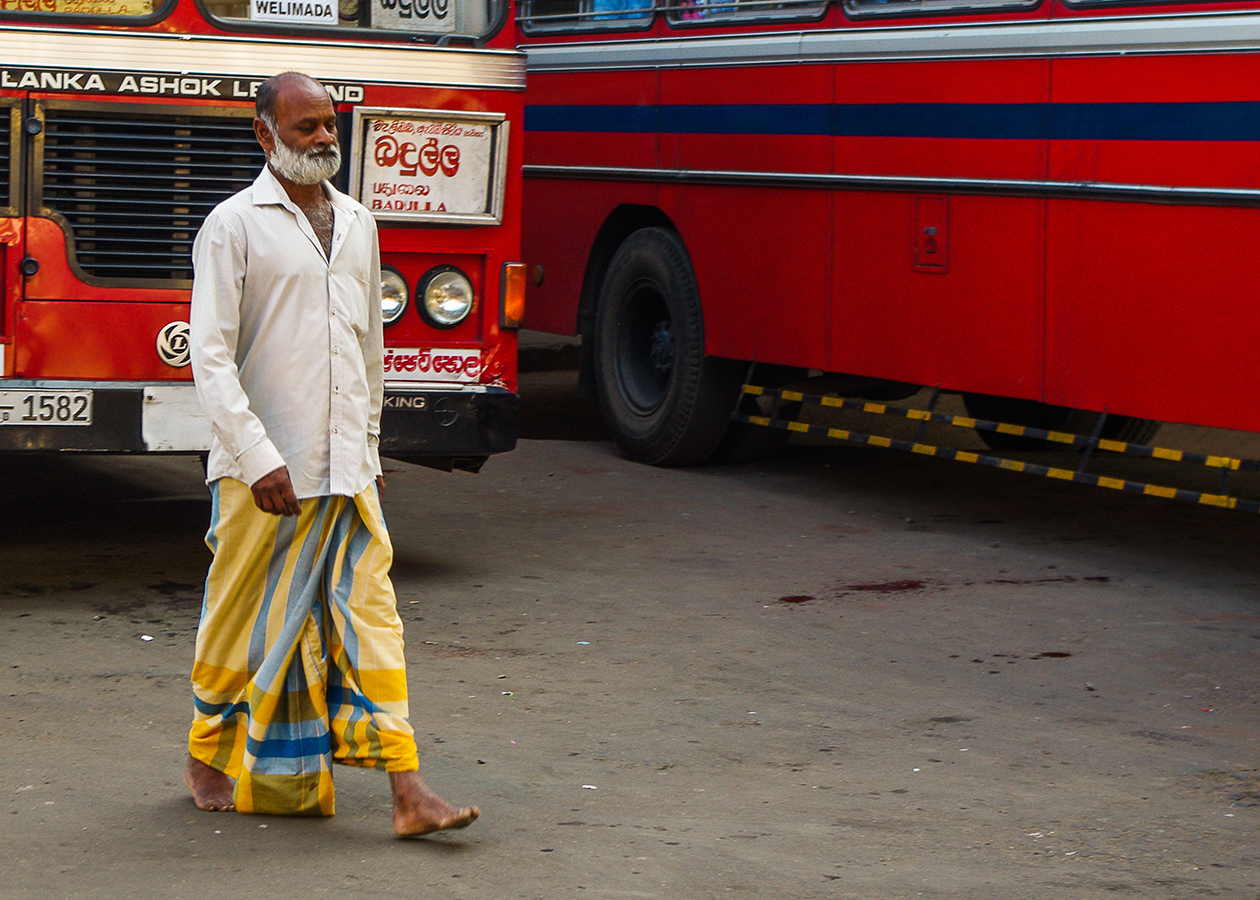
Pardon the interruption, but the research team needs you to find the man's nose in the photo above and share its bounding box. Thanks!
[315,125,336,145]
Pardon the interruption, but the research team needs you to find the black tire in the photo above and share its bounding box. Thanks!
[962,394,1160,452]
[593,228,742,466]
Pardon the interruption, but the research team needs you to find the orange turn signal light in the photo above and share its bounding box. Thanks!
[501,262,526,329]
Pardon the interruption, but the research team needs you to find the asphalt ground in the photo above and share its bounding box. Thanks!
[1,364,1258,900]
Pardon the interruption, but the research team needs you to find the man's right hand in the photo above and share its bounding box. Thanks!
[251,466,301,516]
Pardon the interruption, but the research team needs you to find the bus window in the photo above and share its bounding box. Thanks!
[845,0,1037,16]
[0,0,162,16]
[201,0,498,36]
[517,0,652,32]
[665,0,826,24]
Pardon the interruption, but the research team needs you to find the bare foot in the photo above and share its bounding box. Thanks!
[184,757,236,812]
[390,771,479,837]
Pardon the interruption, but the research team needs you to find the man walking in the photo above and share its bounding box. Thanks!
[183,71,479,836]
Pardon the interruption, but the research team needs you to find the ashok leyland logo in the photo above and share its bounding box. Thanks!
[157,321,191,368]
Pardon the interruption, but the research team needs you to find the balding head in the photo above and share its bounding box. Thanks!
[256,72,326,126]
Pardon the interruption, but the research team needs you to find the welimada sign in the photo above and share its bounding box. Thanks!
[0,68,365,102]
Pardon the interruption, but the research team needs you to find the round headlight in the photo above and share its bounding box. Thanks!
[418,267,474,329]
[380,267,408,326]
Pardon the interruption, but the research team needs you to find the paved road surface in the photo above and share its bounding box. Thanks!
[1,373,1258,899]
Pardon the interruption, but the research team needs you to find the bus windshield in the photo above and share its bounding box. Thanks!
[0,0,158,16]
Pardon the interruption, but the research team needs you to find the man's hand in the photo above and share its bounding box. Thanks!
[251,466,301,516]
[376,474,385,497]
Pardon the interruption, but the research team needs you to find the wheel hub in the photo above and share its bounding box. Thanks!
[648,321,674,374]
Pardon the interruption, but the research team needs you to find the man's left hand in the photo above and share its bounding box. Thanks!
[376,474,385,496]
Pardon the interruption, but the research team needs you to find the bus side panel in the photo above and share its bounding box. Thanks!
[679,187,832,369]
[830,58,1049,394]
[525,70,659,170]
[16,301,193,381]
[832,192,1046,395]
[833,59,1052,180]
[1045,52,1260,431]
[1045,201,1260,433]
[659,63,833,173]
[660,63,832,366]
[522,179,658,336]
[1046,53,1260,189]
[523,68,660,335]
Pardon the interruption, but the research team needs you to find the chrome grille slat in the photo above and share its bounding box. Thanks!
[0,112,10,209]
[53,193,237,202]
[47,139,263,151]
[41,107,263,282]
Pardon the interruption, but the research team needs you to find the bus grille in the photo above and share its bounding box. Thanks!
[0,112,11,210]
[40,107,264,283]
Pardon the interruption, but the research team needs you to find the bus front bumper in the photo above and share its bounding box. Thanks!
[0,381,519,472]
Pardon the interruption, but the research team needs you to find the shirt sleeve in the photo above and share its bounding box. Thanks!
[363,214,384,478]
[189,211,286,486]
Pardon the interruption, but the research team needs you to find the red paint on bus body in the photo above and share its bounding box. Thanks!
[518,0,1260,440]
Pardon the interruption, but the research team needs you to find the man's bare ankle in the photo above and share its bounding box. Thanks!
[185,757,236,812]
[389,770,479,836]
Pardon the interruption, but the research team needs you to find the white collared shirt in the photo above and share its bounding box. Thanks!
[190,166,384,499]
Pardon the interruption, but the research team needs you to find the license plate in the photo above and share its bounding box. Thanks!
[0,390,93,426]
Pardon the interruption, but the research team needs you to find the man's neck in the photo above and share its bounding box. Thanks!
[269,163,326,207]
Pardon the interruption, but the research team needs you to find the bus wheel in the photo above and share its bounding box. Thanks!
[962,394,1160,452]
[594,227,742,465]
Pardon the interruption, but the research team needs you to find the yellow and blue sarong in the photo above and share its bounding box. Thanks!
[188,478,419,816]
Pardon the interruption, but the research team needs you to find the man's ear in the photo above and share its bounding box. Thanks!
[253,117,275,155]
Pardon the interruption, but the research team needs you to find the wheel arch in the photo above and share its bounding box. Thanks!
[576,205,679,396]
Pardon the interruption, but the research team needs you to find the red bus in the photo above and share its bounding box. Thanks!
[515,0,1260,465]
[0,0,525,473]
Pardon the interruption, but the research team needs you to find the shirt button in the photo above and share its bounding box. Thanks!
[333,427,339,435]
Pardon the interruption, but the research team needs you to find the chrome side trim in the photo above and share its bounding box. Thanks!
[0,24,526,90]
[523,163,1260,207]
[523,10,1260,70]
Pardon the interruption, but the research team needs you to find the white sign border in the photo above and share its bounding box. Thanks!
[350,106,508,226]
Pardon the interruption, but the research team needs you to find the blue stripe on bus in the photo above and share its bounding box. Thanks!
[661,104,835,135]
[525,102,1260,141]
[1050,102,1260,141]
[525,104,659,133]
[832,103,1045,139]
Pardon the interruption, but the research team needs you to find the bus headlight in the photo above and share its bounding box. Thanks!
[418,266,475,329]
[380,266,408,326]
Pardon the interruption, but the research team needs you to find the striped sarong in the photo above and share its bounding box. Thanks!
[188,478,419,816]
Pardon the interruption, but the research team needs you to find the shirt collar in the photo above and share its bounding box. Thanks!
[252,164,359,218]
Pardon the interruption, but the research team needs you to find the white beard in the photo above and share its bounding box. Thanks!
[269,136,341,185]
